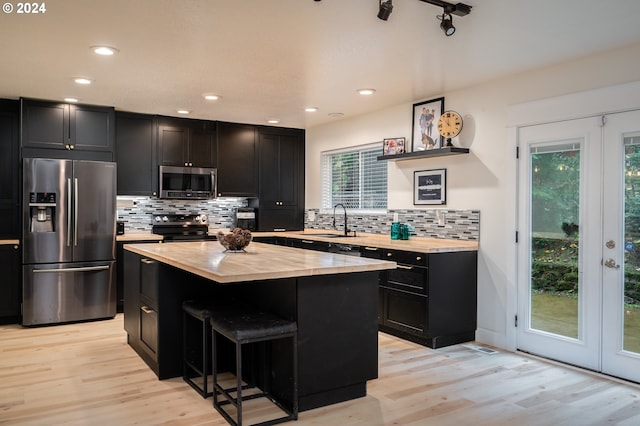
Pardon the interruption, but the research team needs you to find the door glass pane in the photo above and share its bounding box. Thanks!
[623,136,640,353]
[530,142,581,338]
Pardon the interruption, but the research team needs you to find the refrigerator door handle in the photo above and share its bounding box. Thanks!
[74,177,79,247]
[67,178,72,247]
[32,265,111,273]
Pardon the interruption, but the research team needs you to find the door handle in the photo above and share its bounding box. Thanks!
[603,258,620,269]
[67,178,72,247]
[140,306,155,314]
[74,178,78,247]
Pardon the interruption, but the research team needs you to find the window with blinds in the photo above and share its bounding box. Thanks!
[321,142,388,211]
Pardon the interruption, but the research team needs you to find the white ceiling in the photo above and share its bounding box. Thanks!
[1,0,640,129]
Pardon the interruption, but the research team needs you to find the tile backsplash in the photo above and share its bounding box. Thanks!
[117,197,479,241]
[305,209,479,240]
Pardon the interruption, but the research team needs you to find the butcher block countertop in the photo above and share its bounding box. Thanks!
[263,230,479,253]
[118,229,478,252]
[124,240,397,283]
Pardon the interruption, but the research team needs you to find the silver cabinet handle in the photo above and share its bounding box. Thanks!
[33,265,110,273]
[140,306,155,314]
[396,265,413,270]
[141,258,155,264]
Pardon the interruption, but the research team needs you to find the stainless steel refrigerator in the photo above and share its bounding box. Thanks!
[22,158,117,326]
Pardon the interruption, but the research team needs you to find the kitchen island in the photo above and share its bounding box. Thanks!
[123,241,396,411]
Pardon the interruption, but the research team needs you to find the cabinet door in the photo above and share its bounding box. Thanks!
[115,112,157,196]
[0,244,20,321]
[217,122,257,197]
[21,99,69,150]
[190,122,217,168]
[381,287,428,337]
[0,101,19,238]
[158,124,188,166]
[123,251,141,337]
[70,104,115,152]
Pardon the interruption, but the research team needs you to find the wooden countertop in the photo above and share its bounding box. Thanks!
[117,229,478,253]
[263,230,479,253]
[124,241,397,284]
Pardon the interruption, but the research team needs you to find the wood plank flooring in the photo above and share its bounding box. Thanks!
[1,315,639,425]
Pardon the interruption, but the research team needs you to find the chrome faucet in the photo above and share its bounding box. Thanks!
[333,203,350,236]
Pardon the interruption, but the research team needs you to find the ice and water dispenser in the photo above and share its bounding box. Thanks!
[28,192,56,233]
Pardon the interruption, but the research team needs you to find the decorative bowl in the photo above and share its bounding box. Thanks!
[217,228,252,252]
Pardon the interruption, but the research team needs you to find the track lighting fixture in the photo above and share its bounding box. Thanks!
[439,12,455,36]
[377,0,471,36]
[377,0,393,21]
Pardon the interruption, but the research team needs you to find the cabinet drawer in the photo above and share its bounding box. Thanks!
[139,304,158,357]
[361,246,383,259]
[381,287,428,337]
[385,265,428,295]
[139,257,158,306]
[383,249,428,267]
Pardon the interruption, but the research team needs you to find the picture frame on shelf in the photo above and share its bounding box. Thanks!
[412,97,444,152]
[382,137,407,156]
[414,168,446,205]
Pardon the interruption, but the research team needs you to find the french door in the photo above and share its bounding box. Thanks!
[517,110,640,383]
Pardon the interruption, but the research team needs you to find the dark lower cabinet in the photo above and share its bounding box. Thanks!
[0,243,21,324]
[377,249,477,348]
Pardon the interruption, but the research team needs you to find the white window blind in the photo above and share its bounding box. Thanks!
[321,142,387,211]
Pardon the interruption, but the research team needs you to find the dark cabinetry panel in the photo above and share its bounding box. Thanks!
[0,99,19,238]
[217,122,258,197]
[379,249,477,348]
[115,112,157,196]
[257,127,305,231]
[21,99,114,160]
[158,117,216,168]
[0,243,21,323]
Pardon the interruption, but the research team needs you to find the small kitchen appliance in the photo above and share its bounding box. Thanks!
[235,207,256,231]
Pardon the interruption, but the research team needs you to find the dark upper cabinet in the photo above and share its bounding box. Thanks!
[217,122,258,197]
[115,112,158,196]
[157,117,217,168]
[0,99,19,239]
[256,127,305,231]
[21,98,114,159]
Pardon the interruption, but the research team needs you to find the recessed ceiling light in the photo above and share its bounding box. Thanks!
[91,46,118,56]
[202,93,219,101]
[74,77,92,85]
[328,112,344,118]
[357,88,376,95]
[305,107,319,112]
[64,97,79,103]
[177,109,190,114]
[267,119,280,124]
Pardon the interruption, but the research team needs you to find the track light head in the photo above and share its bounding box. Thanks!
[440,13,455,36]
[377,0,393,21]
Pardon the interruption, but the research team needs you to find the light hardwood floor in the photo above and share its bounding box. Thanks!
[1,315,639,425]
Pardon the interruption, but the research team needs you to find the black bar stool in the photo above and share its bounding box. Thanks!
[182,300,214,398]
[210,309,298,426]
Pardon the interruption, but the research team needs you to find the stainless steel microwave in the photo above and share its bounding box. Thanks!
[158,165,217,199]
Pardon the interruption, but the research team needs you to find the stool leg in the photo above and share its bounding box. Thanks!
[236,340,243,426]
[212,329,219,408]
[292,334,298,420]
[202,318,209,397]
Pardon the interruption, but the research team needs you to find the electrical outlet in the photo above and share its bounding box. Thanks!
[308,210,315,222]
[393,212,398,222]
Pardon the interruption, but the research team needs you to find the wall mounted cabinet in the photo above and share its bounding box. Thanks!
[157,117,217,168]
[115,112,158,196]
[21,98,114,160]
[217,122,258,197]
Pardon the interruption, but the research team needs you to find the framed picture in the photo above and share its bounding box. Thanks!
[382,137,407,156]
[412,97,444,152]
[414,168,446,205]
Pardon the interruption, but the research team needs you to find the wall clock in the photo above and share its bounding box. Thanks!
[437,110,463,146]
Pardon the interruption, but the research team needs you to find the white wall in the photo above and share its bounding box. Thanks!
[305,43,640,350]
